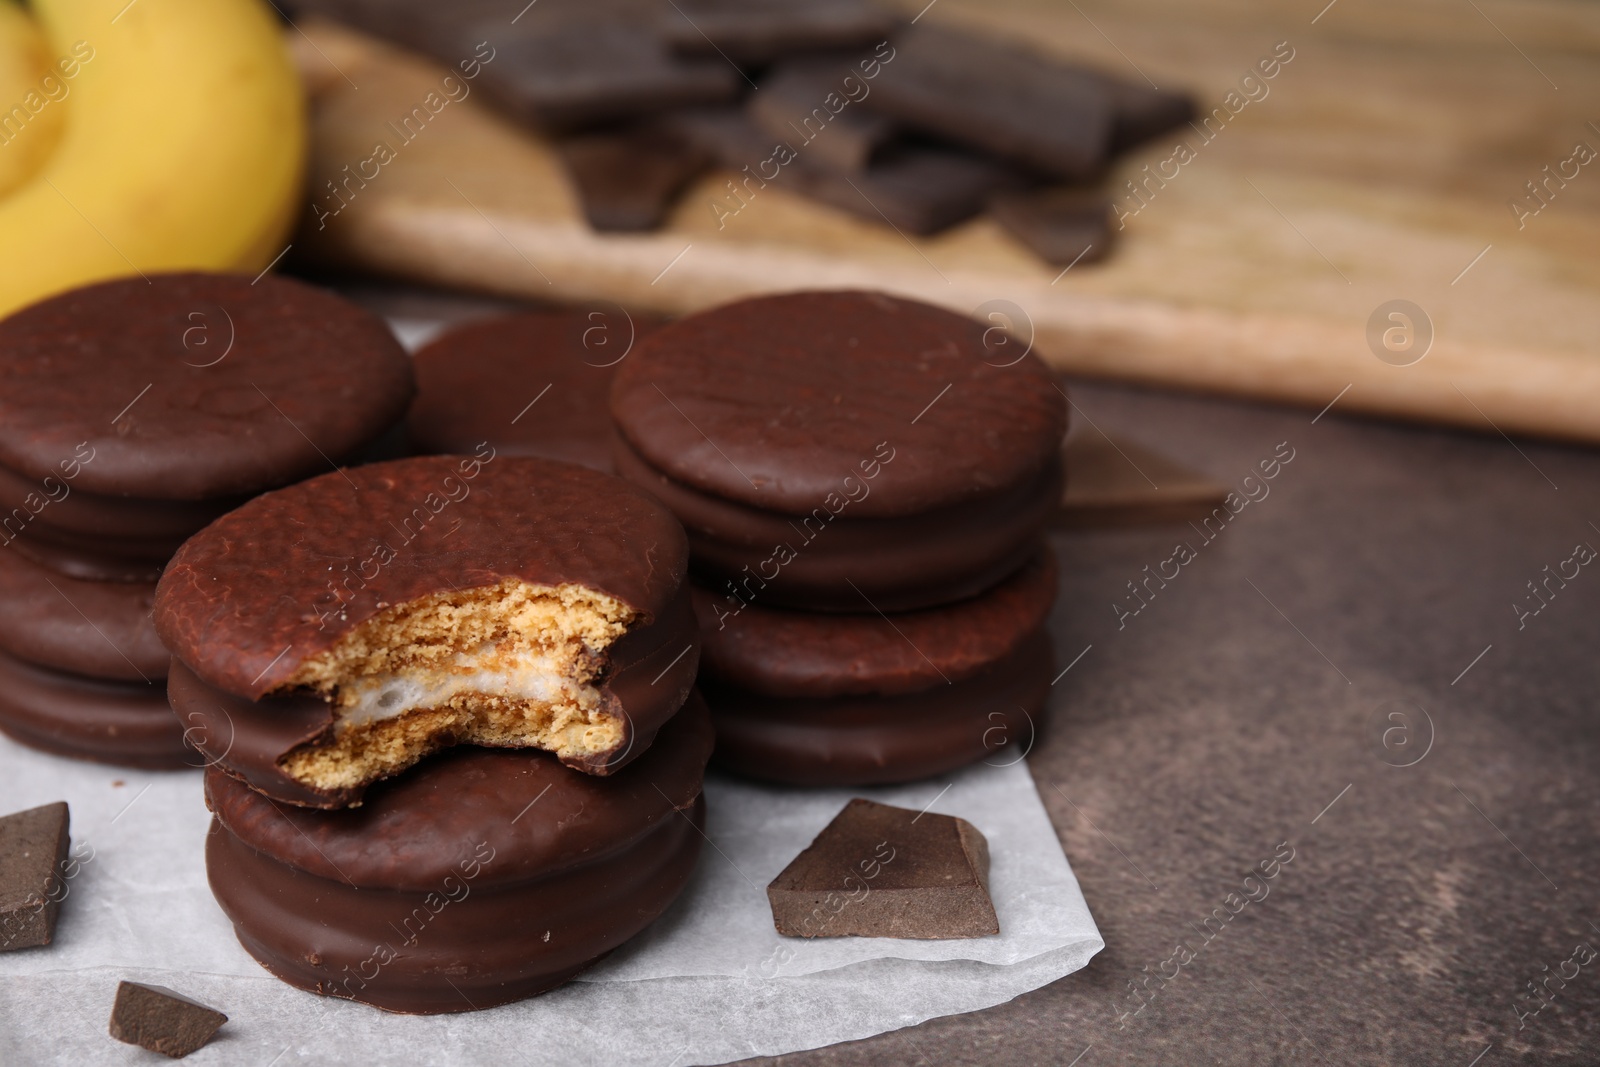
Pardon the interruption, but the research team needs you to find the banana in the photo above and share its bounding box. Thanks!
[0,0,306,318]
[0,0,67,197]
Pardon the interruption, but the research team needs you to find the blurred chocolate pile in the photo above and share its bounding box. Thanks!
[285,0,1194,266]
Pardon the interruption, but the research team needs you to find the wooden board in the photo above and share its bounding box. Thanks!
[288,1,1600,444]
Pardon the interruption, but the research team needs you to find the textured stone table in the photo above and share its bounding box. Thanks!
[741,378,1600,1067]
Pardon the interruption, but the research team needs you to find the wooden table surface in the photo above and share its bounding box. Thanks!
[291,0,1600,444]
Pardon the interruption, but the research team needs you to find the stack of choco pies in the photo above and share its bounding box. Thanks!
[0,273,413,768]
[609,290,1067,785]
[152,454,708,1012]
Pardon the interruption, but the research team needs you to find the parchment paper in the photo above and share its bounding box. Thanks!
[0,739,1101,1065]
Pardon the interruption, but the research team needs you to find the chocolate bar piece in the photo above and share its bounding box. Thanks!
[1057,431,1230,527]
[989,187,1115,267]
[676,107,1018,235]
[749,61,896,172]
[464,19,741,132]
[659,0,898,65]
[108,982,227,1058]
[1100,75,1197,152]
[866,24,1113,180]
[768,798,999,939]
[555,123,712,231]
[0,801,69,952]
[282,0,741,132]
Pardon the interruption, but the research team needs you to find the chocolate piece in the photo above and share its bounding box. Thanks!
[458,17,740,133]
[407,310,666,471]
[866,24,1113,179]
[989,187,1115,268]
[676,107,1019,235]
[749,62,897,173]
[610,291,1066,609]
[660,0,897,66]
[108,982,227,1058]
[0,651,188,770]
[1099,75,1196,152]
[0,272,413,500]
[555,124,711,231]
[0,801,70,951]
[1057,431,1229,527]
[155,456,698,803]
[768,798,998,939]
[283,0,739,131]
[0,549,168,681]
[205,694,713,1013]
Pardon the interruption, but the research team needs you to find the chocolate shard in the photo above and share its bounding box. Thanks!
[989,187,1115,267]
[108,982,228,1059]
[659,0,899,66]
[1098,75,1197,152]
[1057,431,1229,527]
[461,19,742,133]
[555,123,713,231]
[768,798,998,939]
[749,61,897,173]
[865,24,1113,180]
[0,801,70,952]
[674,107,1019,235]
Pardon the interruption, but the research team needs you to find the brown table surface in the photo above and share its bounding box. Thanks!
[342,281,1599,1067]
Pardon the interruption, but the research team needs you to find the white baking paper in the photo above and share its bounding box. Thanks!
[0,736,1100,1065]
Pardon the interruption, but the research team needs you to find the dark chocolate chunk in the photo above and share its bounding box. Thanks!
[768,798,998,939]
[108,982,227,1058]
[989,187,1115,267]
[749,62,896,173]
[283,0,741,132]
[0,801,70,952]
[1057,431,1230,528]
[555,124,712,231]
[865,24,1113,180]
[1099,74,1197,152]
[467,19,741,133]
[660,0,898,66]
[676,107,1018,235]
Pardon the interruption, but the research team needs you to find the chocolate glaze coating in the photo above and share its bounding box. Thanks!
[610,291,1066,518]
[155,454,691,700]
[208,794,703,1014]
[168,586,702,807]
[6,538,165,584]
[707,631,1053,786]
[694,548,1057,697]
[0,273,414,499]
[618,435,1062,611]
[0,548,168,680]
[0,461,241,549]
[407,309,665,472]
[0,650,190,770]
[205,691,712,889]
